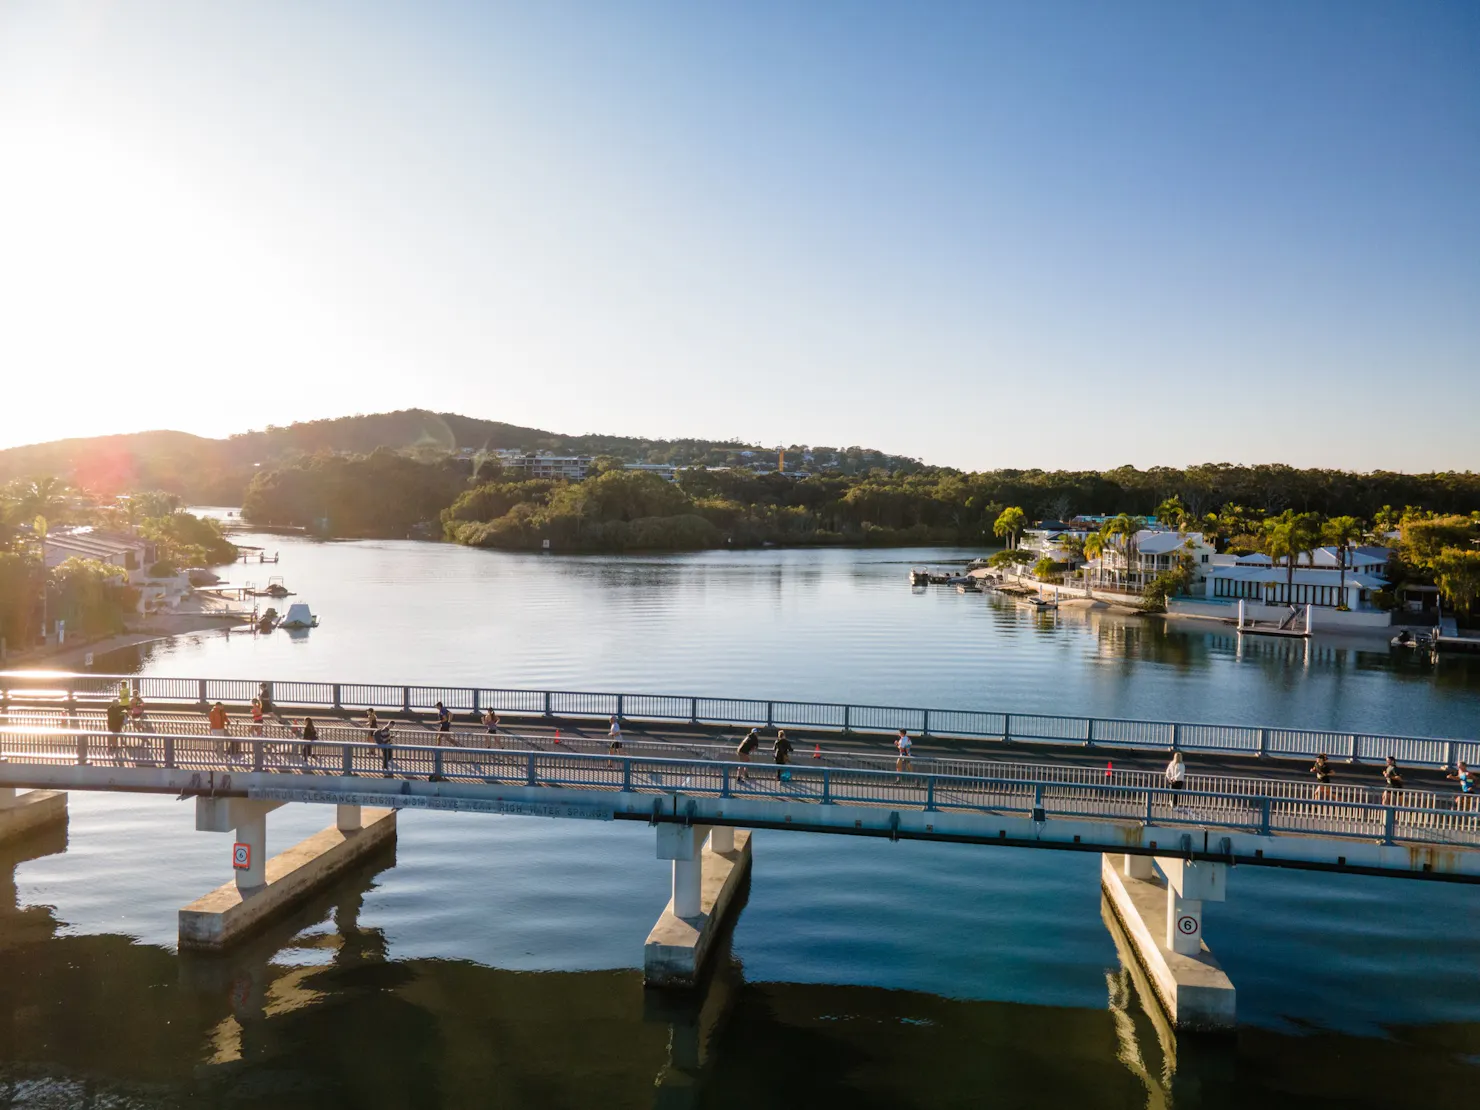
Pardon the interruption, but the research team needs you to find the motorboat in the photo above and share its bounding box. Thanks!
[909,568,930,586]
[280,602,319,630]
[262,576,292,598]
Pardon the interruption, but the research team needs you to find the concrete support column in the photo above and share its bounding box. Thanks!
[673,853,703,919]
[0,787,15,808]
[336,804,363,832]
[1166,890,1204,955]
[1122,853,1155,880]
[709,826,735,854]
[234,808,267,891]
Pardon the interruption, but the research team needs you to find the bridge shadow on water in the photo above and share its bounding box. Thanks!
[0,828,1477,1109]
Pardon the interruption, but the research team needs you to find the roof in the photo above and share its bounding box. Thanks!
[1133,530,1207,555]
[45,531,147,559]
[1206,565,1388,588]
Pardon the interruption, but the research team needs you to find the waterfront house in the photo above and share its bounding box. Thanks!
[1088,530,1216,593]
[42,529,156,581]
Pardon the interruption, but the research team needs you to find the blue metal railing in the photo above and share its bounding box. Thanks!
[1,670,1475,771]
[2,723,1479,852]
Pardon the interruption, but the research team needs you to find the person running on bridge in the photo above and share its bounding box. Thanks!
[895,729,913,782]
[1311,753,1334,801]
[250,698,266,739]
[606,715,624,768]
[373,720,394,772]
[298,717,318,760]
[1165,751,1186,809]
[128,692,148,733]
[207,701,234,757]
[481,708,499,736]
[736,728,760,781]
[105,699,126,752]
[773,730,793,781]
[1380,755,1404,806]
[1448,761,1474,810]
[435,702,452,739]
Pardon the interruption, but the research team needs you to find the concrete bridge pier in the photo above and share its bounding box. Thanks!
[1101,853,1235,1032]
[645,824,752,989]
[179,797,397,951]
[0,786,67,845]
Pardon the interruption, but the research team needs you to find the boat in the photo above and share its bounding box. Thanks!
[1024,596,1058,610]
[1390,632,1429,649]
[256,607,279,633]
[263,576,292,598]
[956,580,983,594]
[909,568,930,586]
[280,602,319,630]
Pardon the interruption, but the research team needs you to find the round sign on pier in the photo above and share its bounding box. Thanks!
[232,842,252,870]
[1176,913,1199,937]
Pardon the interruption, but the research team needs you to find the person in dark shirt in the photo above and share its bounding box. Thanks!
[773,730,793,781]
[1380,755,1403,806]
[1311,753,1333,801]
[105,700,126,751]
[299,718,318,761]
[736,728,760,781]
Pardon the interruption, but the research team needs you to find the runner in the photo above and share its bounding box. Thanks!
[1448,761,1474,810]
[1311,753,1333,801]
[773,729,793,781]
[435,702,452,737]
[607,715,623,768]
[1165,751,1187,809]
[1380,755,1403,806]
[299,717,318,761]
[207,701,231,757]
[105,699,126,752]
[128,692,148,733]
[895,729,913,782]
[481,708,499,735]
[736,728,760,781]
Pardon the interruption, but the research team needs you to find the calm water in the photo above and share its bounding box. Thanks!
[6,537,1480,1108]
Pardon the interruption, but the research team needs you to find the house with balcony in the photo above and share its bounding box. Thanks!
[42,529,157,582]
[1085,530,1216,593]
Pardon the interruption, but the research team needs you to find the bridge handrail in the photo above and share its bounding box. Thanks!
[3,725,1478,852]
[0,713,1454,813]
[2,670,1475,771]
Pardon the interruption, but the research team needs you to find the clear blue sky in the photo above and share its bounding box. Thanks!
[1,1,1476,471]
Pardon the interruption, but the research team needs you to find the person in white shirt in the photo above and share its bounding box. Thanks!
[1165,751,1186,808]
[607,715,623,769]
[895,729,913,781]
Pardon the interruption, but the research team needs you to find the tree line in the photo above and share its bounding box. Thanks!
[0,479,238,650]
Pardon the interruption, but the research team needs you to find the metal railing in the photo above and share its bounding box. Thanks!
[2,670,1476,772]
[1,706,1455,814]
[2,723,1478,852]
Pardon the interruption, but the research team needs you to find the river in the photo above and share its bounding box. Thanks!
[4,535,1480,1108]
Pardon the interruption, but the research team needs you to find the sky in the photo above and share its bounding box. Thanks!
[1,1,1477,472]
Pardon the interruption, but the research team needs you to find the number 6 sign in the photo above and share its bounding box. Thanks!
[232,842,252,870]
[1176,913,1199,937]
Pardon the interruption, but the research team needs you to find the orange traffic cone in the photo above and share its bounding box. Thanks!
[813,744,822,759]
[554,728,561,743]
[1105,761,1113,777]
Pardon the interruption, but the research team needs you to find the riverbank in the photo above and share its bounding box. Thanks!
[4,612,248,671]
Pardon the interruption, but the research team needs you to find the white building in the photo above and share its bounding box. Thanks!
[1088,530,1216,592]
[42,529,156,581]
[1202,546,1391,611]
[499,454,592,481]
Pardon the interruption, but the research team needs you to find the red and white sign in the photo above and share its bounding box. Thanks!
[232,842,251,870]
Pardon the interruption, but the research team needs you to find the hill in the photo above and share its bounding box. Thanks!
[0,410,916,503]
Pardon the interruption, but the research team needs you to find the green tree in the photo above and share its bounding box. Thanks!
[1155,496,1187,530]
[992,506,1026,550]
[1321,515,1364,608]
[1433,549,1480,614]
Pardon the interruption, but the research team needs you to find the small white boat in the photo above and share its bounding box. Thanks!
[280,602,319,630]
[909,568,930,586]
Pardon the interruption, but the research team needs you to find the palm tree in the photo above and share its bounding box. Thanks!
[1083,531,1105,588]
[1322,515,1364,608]
[1155,496,1187,531]
[992,506,1026,550]
[14,477,70,524]
[1102,514,1147,587]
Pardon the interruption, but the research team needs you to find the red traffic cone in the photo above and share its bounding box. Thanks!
[553,728,561,743]
[813,744,822,759]
[1105,761,1113,777]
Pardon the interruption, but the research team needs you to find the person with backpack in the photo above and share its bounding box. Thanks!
[736,728,760,781]
[773,730,793,781]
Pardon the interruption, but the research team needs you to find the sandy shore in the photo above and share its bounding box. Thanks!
[4,613,248,671]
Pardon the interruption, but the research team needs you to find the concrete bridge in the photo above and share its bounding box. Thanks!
[2,670,1478,1032]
